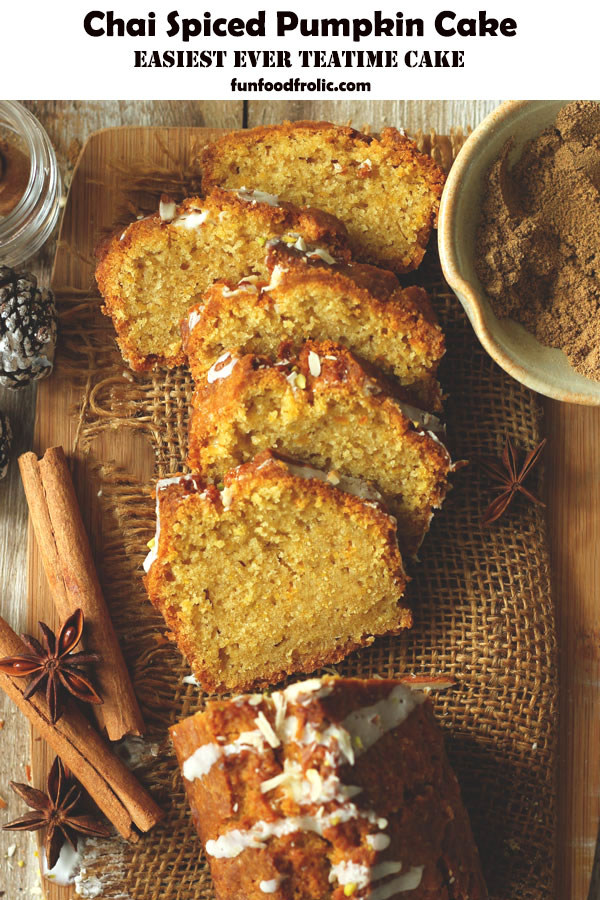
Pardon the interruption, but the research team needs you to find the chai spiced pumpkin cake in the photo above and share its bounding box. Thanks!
[95,187,350,370]
[170,676,488,900]
[144,452,410,693]
[183,243,445,411]
[200,121,446,273]
[187,341,453,557]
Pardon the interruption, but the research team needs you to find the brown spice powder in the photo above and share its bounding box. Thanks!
[476,100,600,381]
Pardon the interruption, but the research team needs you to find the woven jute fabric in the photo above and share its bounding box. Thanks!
[50,130,557,900]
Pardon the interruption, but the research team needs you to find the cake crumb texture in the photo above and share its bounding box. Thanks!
[188,341,452,557]
[200,121,446,272]
[184,252,445,411]
[145,453,410,693]
[95,187,350,370]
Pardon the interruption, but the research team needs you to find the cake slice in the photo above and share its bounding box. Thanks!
[188,341,453,557]
[183,246,445,410]
[144,452,410,693]
[170,676,488,900]
[95,188,351,370]
[200,121,446,272]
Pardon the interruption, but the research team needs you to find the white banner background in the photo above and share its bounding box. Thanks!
[0,0,594,99]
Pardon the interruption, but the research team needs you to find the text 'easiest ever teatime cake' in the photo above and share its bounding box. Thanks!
[170,677,488,900]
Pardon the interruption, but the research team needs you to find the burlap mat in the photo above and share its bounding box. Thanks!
[51,130,557,900]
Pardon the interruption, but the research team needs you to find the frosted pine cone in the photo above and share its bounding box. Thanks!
[0,266,57,389]
[0,411,11,479]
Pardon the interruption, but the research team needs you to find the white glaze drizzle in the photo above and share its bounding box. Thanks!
[187,307,204,333]
[143,474,202,574]
[308,350,321,376]
[259,878,282,893]
[159,198,177,222]
[206,805,361,858]
[207,351,238,383]
[371,861,405,881]
[341,683,422,758]
[283,461,384,505]
[329,860,417,894]
[329,860,371,889]
[200,679,426,889]
[232,187,281,207]
[367,833,391,851]
[183,743,222,781]
[369,867,424,899]
[183,730,267,781]
[183,680,333,784]
[174,208,211,229]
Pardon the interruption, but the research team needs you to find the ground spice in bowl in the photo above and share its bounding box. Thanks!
[476,100,600,382]
[0,137,30,217]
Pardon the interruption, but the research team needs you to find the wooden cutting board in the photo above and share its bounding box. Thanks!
[25,124,600,900]
[28,125,228,900]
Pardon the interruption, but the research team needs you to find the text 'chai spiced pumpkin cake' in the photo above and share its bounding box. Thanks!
[170,676,488,900]
[95,187,350,370]
[200,121,446,273]
[187,341,453,558]
[144,453,410,693]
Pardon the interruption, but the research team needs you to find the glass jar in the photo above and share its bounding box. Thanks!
[0,101,62,267]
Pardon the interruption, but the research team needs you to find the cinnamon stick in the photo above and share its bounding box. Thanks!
[19,447,145,741]
[0,616,162,838]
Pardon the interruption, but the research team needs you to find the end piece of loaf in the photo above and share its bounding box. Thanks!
[188,341,453,557]
[200,122,446,273]
[170,676,488,900]
[95,188,350,370]
[183,247,445,410]
[144,452,410,693]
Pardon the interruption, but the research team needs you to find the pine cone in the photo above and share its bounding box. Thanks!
[0,266,57,389]
[0,410,11,479]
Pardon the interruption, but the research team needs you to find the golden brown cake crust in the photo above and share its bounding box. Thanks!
[183,253,445,411]
[200,122,446,273]
[170,677,488,900]
[144,453,410,694]
[95,187,351,371]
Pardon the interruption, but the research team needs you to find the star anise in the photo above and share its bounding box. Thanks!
[3,756,110,870]
[0,609,102,723]
[480,437,547,525]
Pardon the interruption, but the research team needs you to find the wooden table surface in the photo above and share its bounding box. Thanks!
[0,99,597,900]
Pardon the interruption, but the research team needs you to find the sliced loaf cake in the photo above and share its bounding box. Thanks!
[200,121,446,272]
[170,676,488,900]
[188,341,452,556]
[144,452,410,693]
[183,248,444,410]
[95,188,350,370]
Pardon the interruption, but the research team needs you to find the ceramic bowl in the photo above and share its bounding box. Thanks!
[438,99,600,405]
